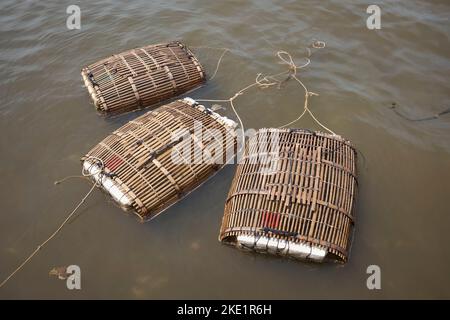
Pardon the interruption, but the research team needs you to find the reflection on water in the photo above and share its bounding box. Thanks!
[0,0,449,299]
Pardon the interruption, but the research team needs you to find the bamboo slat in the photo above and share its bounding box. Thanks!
[219,128,358,263]
[81,98,237,221]
[81,41,205,116]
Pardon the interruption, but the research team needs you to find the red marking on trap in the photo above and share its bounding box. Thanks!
[105,155,123,172]
[260,211,281,229]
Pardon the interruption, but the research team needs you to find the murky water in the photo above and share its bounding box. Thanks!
[1,0,449,299]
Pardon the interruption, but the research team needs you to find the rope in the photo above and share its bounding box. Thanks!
[54,175,89,185]
[195,40,337,150]
[390,103,450,122]
[190,46,230,81]
[0,157,104,289]
[196,76,278,148]
[274,50,336,134]
[209,48,229,80]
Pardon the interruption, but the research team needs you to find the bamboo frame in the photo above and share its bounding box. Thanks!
[81,98,237,221]
[81,41,206,116]
[219,128,358,263]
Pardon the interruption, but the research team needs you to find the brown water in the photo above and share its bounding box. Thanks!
[1,0,450,299]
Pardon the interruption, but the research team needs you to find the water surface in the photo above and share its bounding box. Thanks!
[1,0,449,299]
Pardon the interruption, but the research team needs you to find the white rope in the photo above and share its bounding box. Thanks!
[190,46,230,81]
[209,48,229,80]
[196,40,337,141]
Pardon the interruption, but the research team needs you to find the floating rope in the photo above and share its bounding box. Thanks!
[275,50,336,135]
[54,175,89,185]
[190,46,230,81]
[195,40,336,150]
[0,157,104,289]
[390,102,450,122]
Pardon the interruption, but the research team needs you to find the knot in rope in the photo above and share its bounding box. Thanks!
[276,50,311,77]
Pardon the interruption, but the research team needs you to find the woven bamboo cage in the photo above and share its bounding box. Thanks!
[81,98,237,220]
[81,41,205,116]
[219,128,357,263]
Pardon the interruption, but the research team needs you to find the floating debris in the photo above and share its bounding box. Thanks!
[81,41,206,116]
[49,266,69,280]
[219,128,358,263]
[211,104,225,111]
[82,98,237,221]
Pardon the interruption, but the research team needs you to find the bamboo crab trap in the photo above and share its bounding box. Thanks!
[219,128,357,263]
[81,41,205,116]
[81,98,237,220]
